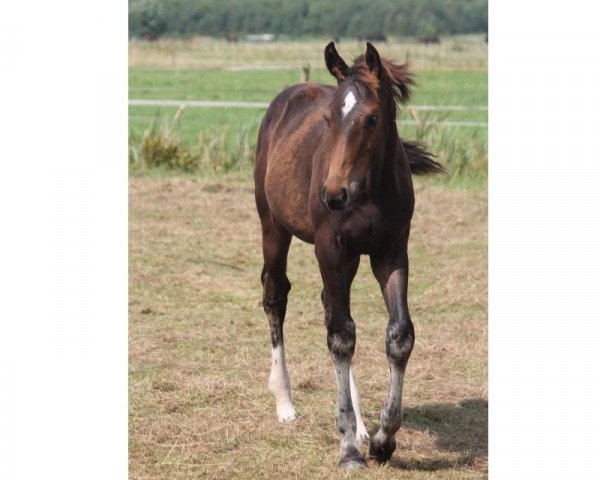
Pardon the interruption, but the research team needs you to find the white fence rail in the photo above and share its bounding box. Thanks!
[129,99,270,109]
[128,99,488,128]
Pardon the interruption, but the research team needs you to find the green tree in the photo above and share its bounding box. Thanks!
[129,0,168,38]
[128,0,488,39]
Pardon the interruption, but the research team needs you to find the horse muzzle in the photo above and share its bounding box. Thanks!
[322,185,349,211]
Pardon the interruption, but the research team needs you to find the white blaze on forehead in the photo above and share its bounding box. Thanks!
[341,91,357,117]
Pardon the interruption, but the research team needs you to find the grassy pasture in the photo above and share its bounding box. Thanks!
[128,35,488,71]
[129,177,487,479]
[129,36,488,479]
[128,69,487,142]
[128,37,487,183]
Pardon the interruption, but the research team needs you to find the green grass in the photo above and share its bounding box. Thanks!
[129,37,488,479]
[128,69,487,143]
[129,68,487,105]
[128,37,487,184]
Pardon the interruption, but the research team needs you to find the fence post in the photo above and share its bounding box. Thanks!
[301,63,310,82]
[409,107,422,127]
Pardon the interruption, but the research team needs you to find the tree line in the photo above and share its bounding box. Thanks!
[129,0,488,39]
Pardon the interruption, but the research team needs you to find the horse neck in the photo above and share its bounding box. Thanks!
[367,103,400,195]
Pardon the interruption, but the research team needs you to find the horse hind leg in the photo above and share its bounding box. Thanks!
[261,222,296,422]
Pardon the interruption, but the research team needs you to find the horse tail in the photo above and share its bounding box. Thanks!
[402,140,445,175]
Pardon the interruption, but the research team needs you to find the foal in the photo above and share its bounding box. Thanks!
[254,42,441,468]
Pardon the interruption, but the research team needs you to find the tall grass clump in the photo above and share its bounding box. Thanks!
[129,107,487,184]
[129,107,259,174]
[407,110,488,185]
[129,106,198,171]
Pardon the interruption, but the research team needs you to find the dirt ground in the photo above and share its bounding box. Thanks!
[129,176,487,479]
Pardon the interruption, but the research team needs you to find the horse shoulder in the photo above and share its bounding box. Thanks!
[261,84,332,243]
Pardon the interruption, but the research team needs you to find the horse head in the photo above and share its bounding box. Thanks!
[321,42,414,210]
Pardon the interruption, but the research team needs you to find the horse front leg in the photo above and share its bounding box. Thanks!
[322,289,369,445]
[260,221,296,423]
[315,237,365,469]
[369,250,415,463]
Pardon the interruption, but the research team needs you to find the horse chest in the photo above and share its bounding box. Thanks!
[339,207,394,254]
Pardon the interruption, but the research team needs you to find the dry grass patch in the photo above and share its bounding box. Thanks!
[129,176,487,479]
[129,37,488,72]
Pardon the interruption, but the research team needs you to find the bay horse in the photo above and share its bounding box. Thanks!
[254,42,443,468]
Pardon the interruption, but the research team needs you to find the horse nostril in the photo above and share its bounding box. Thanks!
[339,188,348,204]
[323,188,349,211]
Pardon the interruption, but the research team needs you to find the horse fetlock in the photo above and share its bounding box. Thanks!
[380,406,403,434]
[339,444,366,469]
[369,430,396,463]
[268,368,289,394]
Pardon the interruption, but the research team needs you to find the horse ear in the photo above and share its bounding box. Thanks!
[365,42,382,79]
[324,42,349,82]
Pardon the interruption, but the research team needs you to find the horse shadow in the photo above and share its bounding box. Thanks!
[385,398,488,471]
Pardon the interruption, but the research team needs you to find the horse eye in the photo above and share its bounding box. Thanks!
[323,114,331,127]
[365,114,379,131]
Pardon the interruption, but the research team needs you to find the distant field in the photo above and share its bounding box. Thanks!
[129,35,488,71]
[128,37,487,182]
[128,69,487,146]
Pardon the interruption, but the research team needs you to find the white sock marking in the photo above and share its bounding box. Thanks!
[350,367,370,443]
[341,91,357,117]
[268,345,297,422]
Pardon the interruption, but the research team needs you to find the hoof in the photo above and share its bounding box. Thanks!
[276,404,297,423]
[339,447,366,470]
[369,437,396,464]
[277,412,297,423]
[340,458,366,470]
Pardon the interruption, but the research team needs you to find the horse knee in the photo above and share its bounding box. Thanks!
[321,289,332,325]
[262,273,291,313]
[262,273,291,344]
[321,289,330,308]
[386,318,414,367]
[327,317,356,360]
